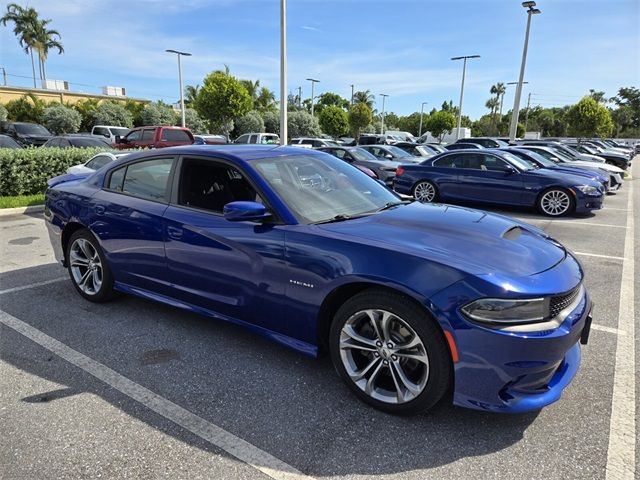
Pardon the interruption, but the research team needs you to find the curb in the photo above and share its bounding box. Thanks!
[0,204,45,217]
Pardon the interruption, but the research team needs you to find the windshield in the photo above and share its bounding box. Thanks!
[109,128,129,136]
[547,148,575,162]
[386,146,412,157]
[71,137,112,147]
[501,152,535,171]
[414,146,432,156]
[15,123,51,135]
[252,154,399,224]
[350,148,380,161]
[513,149,556,167]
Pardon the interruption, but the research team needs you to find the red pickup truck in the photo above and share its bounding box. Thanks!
[114,126,194,150]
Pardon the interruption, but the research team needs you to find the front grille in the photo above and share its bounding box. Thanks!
[549,285,581,318]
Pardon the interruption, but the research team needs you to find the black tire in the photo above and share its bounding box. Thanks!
[329,289,452,415]
[412,180,439,203]
[66,229,114,303]
[536,187,575,217]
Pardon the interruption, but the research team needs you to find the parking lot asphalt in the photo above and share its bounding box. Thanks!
[0,159,637,480]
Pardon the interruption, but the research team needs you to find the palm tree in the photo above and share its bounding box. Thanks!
[352,90,375,109]
[255,87,276,113]
[240,79,260,104]
[184,84,200,106]
[1,3,39,87]
[31,18,64,85]
[490,82,506,117]
[485,97,500,132]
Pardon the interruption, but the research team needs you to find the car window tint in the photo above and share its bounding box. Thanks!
[249,135,258,144]
[142,129,155,141]
[120,158,174,200]
[235,134,248,143]
[94,127,108,136]
[434,154,464,168]
[162,129,191,142]
[108,167,126,191]
[479,154,508,171]
[462,154,484,170]
[126,130,142,142]
[178,158,261,213]
[333,149,346,159]
[86,155,112,170]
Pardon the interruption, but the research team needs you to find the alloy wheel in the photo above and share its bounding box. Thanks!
[540,189,571,216]
[339,309,430,404]
[69,238,103,295]
[414,182,436,202]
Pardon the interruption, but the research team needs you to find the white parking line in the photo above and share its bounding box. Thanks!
[573,252,625,261]
[0,309,313,480]
[0,277,67,295]
[524,220,627,229]
[605,173,635,480]
[591,324,627,336]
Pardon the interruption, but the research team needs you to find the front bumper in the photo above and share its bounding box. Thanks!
[574,191,604,213]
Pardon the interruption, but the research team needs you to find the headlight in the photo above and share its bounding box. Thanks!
[461,297,547,325]
[575,185,599,195]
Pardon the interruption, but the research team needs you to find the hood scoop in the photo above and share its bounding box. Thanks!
[502,226,523,240]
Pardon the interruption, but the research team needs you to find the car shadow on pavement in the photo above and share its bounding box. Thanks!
[1,263,540,477]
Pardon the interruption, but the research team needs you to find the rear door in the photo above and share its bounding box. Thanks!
[91,156,176,293]
[456,153,525,204]
[162,155,287,333]
[158,128,193,147]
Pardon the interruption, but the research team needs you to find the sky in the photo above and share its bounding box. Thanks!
[1,0,638,120]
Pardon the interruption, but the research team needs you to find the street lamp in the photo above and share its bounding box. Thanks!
[509,1,541,141]
[306,78,320,116]
[451,54,480,140]
[280,0,287,145]
[418,102,428,137]
[350,84,355,105]
[165,49,192,128]
[379,94,389,134]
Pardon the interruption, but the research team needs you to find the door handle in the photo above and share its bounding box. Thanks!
[95,205,106,215]
[166,226,183,239]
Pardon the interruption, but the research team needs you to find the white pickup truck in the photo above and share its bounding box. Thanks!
[91,125,131,145]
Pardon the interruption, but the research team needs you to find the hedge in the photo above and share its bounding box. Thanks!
[0,147,114,196]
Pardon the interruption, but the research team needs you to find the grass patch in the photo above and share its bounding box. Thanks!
[0,193,45,209]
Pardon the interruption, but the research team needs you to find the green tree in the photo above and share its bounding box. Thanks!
[485,97,500,134]
[287,111,321,139]
[255,87,277,113]
[240,79,260,105]
[195,71,252,137]
[182,108,208,133]
[397,112,422,136]
[73,98,101,131]
[426,110,456,142]
[184,84,200,107]
[262,111,280,133]
[352,90,375,110]
[4,93,45,122]
[566,96,614,139]
[234,110,265,136]
[588,89,606,104]
[124,100,145,127]
[315,92,350,115]
[1,3,40,87]
[0,104,7,122]
[490,82,506,117]
[90,101,133,128]
[318,105,349,138]
[611,86,640,130]
[41,103,81,134]
[611,106,632,138]
[141,101,178,126]
[348,103,373,138]
[30,18,64,84]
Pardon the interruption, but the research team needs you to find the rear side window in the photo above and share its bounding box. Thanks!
[86,155,112,170]
[249,135,258,144]
[434,154,464,168]
[107,158,174,201]
[161,129,191,142]
[142,129,155,141]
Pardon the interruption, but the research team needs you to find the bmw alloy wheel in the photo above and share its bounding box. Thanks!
[413,181,437,202]
[339,309,430,404]
[539,189,572,216]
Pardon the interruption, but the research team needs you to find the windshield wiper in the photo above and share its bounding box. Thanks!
[312,214,356,225]
[375,200,412,212]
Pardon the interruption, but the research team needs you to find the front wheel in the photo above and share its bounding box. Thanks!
[412,180,438,203]
[66,229,114,302]
[329,289,451,414]
[537,188,575,216]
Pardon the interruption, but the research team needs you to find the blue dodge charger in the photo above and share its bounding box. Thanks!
[394,149,605,216]
[44,146,592,414]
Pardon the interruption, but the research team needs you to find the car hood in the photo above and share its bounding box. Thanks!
[567,160,624,173]
[317,202,566,277]
[549,166,605,181]
[526,168,599,185]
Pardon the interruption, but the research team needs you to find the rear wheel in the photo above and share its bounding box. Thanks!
[329,289,451,414]
[66,229,114,302]
[412,180,438,203]
[537,188,575,216]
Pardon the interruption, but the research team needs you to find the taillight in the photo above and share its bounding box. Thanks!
[396,166,405,176]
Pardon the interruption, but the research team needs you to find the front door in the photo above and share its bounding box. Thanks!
[456,153,524,204]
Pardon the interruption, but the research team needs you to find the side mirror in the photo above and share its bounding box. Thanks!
[384,154,393,159]
[115,136,124,143]
[103,133,110,138]
[223,201,272,222]
[504,165,517,175]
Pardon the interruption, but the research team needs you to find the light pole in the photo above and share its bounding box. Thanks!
[350,84,355,105]
[418,102,428,137]
[379,94,389,134]
[509,1,541,141]
[451,54,480,140]
[279,0,287,145]
[297,86,302,109]
[306,78,320,116]
[165,49,192,128]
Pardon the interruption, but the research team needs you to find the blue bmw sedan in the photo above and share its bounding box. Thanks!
[394,149,605,216]
[45,146,592,414]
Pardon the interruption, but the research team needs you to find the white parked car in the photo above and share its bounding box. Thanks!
[234,133,280,144]
[66,152,129,175]
[91,125,131,145]
[290,137,340,148]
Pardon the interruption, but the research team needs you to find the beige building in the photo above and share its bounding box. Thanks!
[0,86,150,106]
